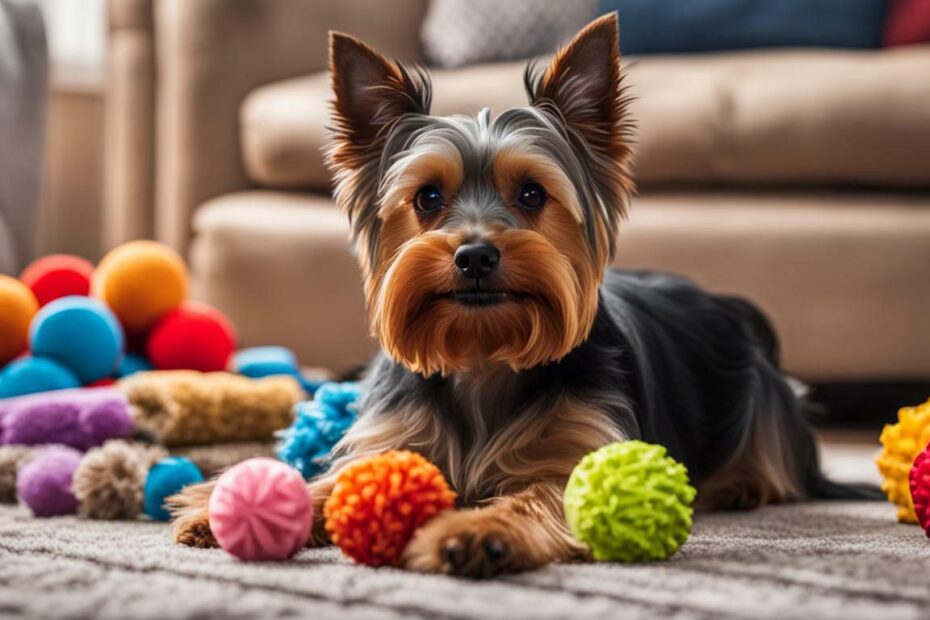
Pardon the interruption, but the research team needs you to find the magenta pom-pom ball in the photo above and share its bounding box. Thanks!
[17,446,82,517]
[147,301,236,372]
[209,458,312,561]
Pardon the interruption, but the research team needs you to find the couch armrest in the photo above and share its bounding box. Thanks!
[105,0,428,256]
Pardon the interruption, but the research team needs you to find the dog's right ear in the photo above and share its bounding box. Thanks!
[329,33,430,165]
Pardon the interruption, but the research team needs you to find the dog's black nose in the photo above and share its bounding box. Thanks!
[454,242,500,280]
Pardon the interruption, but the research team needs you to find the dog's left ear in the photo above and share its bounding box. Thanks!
[529,13,628,159]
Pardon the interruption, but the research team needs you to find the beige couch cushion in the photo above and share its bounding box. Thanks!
[191,189,930,380]
[242,47,930,191]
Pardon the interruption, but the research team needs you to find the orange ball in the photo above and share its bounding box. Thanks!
[93,241,188,333]
[0,275,39,366]
[324,450,456,567]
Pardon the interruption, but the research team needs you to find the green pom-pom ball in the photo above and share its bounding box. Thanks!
[564,440,696,563]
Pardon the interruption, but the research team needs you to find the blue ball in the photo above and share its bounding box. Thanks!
[0,356,81,399]
[144,456,204,521]
[117,353,152,378]
[30,296,125,384]
[234,346,299,379]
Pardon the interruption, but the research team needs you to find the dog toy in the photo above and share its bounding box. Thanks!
[122,371,301,446]
[72,440,167,519]
[93,240,188,333]
[324,450,456,567]
[564,440,696,563]
[209,458,313,561]
[0,275,38,366]
[876,398,930,523]
[277,382,362,478]
[0,387,133,450]
[0,445,33,503]
[16,445,83,517]
[30,296,124,384]
[233,346,324,394]
[117,353,152,378]
[144,456,204,520]
[909,446,930,536]
[147,301,236,372]
[0,356,81,399]
[20,254,94,307]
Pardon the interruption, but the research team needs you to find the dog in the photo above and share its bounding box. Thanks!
[170,13,872,578]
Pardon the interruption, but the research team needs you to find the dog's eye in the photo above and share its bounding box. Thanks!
[517,183,547,210]
[414,186,444,214]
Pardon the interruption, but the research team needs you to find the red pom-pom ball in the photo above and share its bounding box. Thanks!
[20,255,94,307]
[146,301,236,372]
[324,450,456,567]
[909,446,930,537]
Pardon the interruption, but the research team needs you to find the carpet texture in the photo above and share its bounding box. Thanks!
[0,502,928,619]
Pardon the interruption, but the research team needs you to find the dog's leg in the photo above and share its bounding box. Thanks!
[403,481,585,578]
[306,474,335,547]
[168,479,219,548]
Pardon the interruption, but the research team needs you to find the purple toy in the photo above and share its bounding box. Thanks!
[17,446,82,516]
[0,388,132,450]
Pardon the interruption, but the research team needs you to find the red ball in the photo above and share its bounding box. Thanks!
[146,301,236,372]
[909,446,930,537]
[20,255,94,307]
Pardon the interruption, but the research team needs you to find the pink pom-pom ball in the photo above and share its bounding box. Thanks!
[208,458,312,561]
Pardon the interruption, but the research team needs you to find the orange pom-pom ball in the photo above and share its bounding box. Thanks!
[0,275,39,366]
[93,241,188,333]
[324,450,456,567]
[20,254,94,307]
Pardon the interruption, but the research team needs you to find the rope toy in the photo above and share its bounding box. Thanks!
[876,397,930,523]
[324,450,456,567]
[564,440,696,562]
[276,382,362,479]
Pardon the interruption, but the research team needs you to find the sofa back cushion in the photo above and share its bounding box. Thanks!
[241,48,930,191]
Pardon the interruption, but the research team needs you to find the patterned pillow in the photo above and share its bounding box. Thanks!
[422,0,599,68]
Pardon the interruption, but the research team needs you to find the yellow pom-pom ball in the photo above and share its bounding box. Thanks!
[876,398,930,523]
[0,275,39,365]
[93,241,188,333]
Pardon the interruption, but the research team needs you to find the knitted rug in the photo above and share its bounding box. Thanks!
[0,501,926,619]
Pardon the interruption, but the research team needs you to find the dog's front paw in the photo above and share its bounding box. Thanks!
[403,509,522,578]
[172,514,218,548]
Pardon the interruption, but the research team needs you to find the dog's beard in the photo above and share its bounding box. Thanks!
[371,229,598,376]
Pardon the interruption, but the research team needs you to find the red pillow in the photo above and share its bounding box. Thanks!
[884,0,930,46]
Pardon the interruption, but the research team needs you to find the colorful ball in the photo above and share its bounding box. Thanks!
[16,446,82,517]
[234,346,299,379]
[324,450,456,567]
[93,240,188,333]
[909,445,930,537]
[30,296,124,384]
[876,398,930,523]
[144,456,205,521]
[564,441,696,563]
[20,254,94,307]
[147,301,236,372]
[0,275,38,366]
[0,356,81,399]
[209,458,313,561]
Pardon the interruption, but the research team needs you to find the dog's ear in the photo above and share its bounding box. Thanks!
[329,32,430,160]
[528,13,629,159]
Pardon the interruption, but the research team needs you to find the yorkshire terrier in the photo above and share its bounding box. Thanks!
[170,14,871,578]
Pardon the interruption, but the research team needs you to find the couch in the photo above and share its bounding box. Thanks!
[0,0,46,274]
[105,0,930,381]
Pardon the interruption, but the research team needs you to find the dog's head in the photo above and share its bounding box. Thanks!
[327,14,633,376]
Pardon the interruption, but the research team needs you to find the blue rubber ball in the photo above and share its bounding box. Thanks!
[233,346,299,379]
[30,296,125,384]
[0,356,81,399]
[143,456,204,521]
[117,353,152,378]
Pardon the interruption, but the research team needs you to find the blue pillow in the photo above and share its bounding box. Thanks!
[599,0,887,55]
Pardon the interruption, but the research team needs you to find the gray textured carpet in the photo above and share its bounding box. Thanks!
[1,502,928,619]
